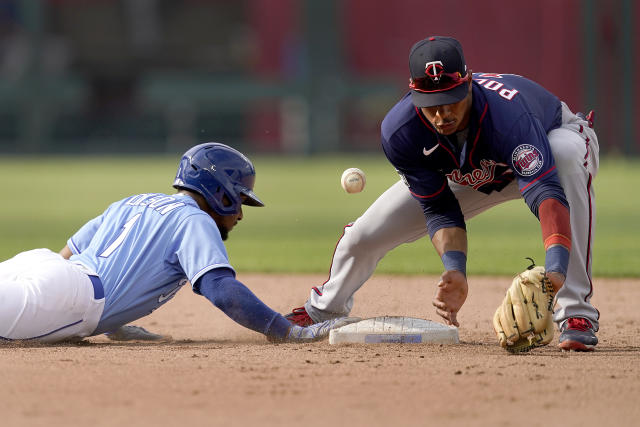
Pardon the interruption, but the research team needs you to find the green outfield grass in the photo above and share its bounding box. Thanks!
[0,154,637,277]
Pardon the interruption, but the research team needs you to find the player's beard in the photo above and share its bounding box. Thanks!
[217,224,229,241]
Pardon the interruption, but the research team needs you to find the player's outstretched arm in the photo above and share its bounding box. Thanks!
[196,269,356,342]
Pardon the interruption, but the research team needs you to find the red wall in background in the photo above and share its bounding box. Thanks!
[342,0,584,111]
[248,0,638,152]
[248,0,301,78]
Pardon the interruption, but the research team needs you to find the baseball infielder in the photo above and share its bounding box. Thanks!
[286,36,599,351]
[0,143,353,343]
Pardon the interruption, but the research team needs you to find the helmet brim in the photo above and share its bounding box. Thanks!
[241,188,264,207]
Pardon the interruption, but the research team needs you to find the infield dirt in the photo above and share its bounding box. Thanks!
[1,274,638,427]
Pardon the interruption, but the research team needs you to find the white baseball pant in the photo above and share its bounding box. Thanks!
[305,102,599,330]
[0,248,105,343]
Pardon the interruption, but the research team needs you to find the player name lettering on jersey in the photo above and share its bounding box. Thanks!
[125,193,186,215]
[473,76,519,101]
[447,159,500,190]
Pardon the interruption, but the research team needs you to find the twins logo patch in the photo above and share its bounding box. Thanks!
[512,144,543,176]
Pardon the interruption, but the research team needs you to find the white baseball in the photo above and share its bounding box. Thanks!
[341,167,366,193]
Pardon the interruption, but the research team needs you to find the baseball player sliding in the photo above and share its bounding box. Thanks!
[0,143,354,344]
[286,36,600,352]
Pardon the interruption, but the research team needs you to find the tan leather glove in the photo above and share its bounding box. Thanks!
[492,266,556,353]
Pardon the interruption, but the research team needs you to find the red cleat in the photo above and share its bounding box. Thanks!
[558,317,598,352]
[284,306,315,326]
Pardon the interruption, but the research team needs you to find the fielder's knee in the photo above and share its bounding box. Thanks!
[340,220,380,255]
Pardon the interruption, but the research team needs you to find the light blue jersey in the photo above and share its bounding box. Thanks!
[67,193,233,334]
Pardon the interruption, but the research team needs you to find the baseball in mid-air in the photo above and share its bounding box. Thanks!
[341,167,366,193]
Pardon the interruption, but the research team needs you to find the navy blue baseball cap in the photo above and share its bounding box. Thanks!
[409,36,470,107]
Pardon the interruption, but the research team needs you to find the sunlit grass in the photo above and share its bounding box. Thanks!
[0,155,637,277]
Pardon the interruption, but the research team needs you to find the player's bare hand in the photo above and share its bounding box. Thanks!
[432,270,468,327]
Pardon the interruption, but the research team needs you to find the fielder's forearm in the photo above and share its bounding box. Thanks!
[431,227,468,275]
[538,198,571,286]
[431,226,467,256]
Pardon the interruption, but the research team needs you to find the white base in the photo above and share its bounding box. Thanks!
[329,316,459,345]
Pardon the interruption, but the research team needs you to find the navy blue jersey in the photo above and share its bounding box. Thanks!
[381,73,566,234]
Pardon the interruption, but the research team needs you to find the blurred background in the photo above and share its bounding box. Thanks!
[0,0,638,276]
[0,0,637,156]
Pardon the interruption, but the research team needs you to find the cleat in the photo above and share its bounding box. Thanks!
[284,306,315,326]
[558,317,598,352]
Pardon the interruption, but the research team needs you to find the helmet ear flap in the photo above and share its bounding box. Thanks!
[216,182,242,212]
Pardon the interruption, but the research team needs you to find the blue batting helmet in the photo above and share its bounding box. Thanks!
[173,143,264,215]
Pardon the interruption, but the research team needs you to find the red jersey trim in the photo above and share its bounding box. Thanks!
[519,165,557,193]
[468,104,489,169]
[409,180,448,199]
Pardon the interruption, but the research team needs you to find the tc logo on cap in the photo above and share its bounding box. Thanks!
[425,61,444,82]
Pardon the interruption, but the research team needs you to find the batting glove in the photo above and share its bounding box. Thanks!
[285,317,360,342]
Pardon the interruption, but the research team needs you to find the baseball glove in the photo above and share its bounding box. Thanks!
[492,264,556,353]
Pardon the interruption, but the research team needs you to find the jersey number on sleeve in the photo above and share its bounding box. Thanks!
[99,213,142,258]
